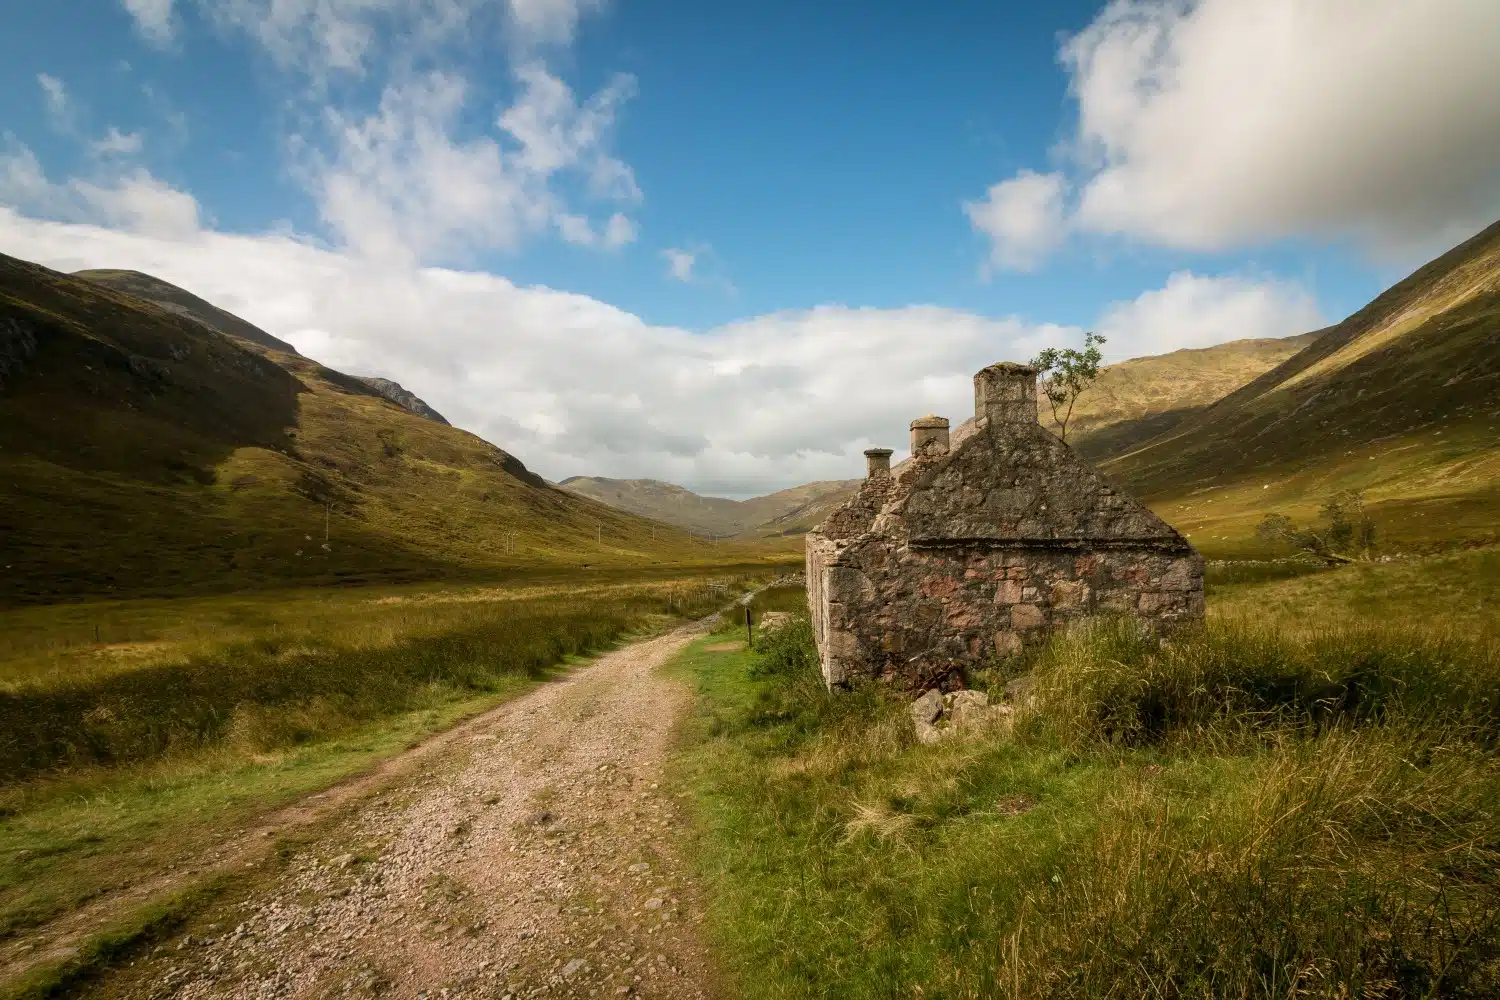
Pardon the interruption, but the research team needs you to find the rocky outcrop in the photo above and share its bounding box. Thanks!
[0,316,39,391]
[355,377,450,425]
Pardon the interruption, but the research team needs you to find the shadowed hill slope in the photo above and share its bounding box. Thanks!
[1,253,743,605]
[1104,218,1500,554]
[74,268,301,355]
[77,269,452,426]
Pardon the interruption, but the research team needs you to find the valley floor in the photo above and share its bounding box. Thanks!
[2,550,1496,999]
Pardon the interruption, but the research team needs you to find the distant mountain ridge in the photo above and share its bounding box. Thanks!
[562,332,1321,539]
[559,477,859,539]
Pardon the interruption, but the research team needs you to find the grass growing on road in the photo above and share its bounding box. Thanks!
[0,572,755,954]
[669,558,1500,999]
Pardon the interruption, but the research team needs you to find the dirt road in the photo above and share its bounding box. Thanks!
[88,624,718,1000]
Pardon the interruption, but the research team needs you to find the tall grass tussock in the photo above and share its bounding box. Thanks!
[671,575,1500,999]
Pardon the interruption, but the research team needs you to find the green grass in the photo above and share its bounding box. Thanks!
[0,570,762,958]
[1209,547,1500,634]
[668,565,1500,999]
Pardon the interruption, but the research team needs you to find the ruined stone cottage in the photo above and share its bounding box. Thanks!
[805,362,1204,691]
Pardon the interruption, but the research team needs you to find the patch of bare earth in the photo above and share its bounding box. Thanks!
[89,625,717,1000]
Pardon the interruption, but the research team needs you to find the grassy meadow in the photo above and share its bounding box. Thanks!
[669,548,1500,999]
[0,570,764,955]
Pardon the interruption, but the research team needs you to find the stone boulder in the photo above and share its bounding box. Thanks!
[909,688,1014,744]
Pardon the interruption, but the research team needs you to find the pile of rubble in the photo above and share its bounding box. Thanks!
[908,676,1033,745]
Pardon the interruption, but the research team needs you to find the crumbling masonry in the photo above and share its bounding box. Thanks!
[806,362,1204,691]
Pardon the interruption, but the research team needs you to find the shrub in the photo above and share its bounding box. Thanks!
[749,614,818,678]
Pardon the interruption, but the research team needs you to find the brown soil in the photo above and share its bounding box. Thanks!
[70,624,718,1000]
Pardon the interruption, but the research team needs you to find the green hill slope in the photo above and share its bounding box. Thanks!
[0,253,741,606]
[1104,219,1500,554]
[1064,333,1321,462]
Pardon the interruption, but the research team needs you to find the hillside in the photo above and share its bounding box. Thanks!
[1061,333,1322,461]
[559,476,858,539]
[1104,218,1500,554]
[0,253,756,605]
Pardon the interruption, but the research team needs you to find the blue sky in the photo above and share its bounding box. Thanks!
[2,0,1498,494]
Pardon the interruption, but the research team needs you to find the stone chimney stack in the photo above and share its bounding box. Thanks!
[974,362,1039,427]
[909,415,950,458]
[864,447,893,478]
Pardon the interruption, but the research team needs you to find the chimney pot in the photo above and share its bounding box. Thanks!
[863,447,893,478]
[909,415,950,458]
[974,362,1039,426]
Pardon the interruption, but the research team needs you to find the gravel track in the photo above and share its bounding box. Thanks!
[91,623,718,1000]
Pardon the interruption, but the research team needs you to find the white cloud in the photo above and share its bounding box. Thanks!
[190,0,631,261]
[973,0,1500,269]
[123,0,177,46]
[498,64,638,198]
[662,247,695,282]
[505,0,603,50]
[0,209,1319,496]
[91,127,146,157]
[1095,271,1323,358]
[197,0,599,80]
[74,171,201,238]
[0,144,201,239]
[201,0,393,77]
[554,212,595,246]
[37,74,72,130]
[602,212,635,249]
[964,169,1067,274]
[0,146,58,212]
[553,210,633,248]
[309,65,638,262]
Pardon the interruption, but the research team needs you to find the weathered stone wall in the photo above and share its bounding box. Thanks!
[814,537,1202,690]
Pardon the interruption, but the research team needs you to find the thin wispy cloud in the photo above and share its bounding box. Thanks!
[662,247,695,282]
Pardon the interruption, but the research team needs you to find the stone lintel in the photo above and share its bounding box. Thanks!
[905,535,1195,554]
